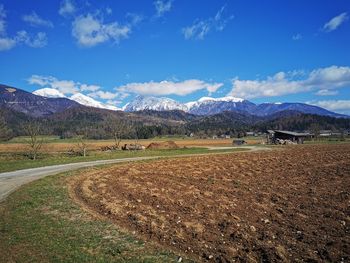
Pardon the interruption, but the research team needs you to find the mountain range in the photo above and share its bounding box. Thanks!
[0,84,348,119]
[1,84,350,139]
[124,95,346,118]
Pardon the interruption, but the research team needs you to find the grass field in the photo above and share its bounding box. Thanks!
[0,137,264,173]
[0,147,250,173]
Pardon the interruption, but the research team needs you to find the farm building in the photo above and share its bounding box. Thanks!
[232,139,247,146]
[267,130,312,144]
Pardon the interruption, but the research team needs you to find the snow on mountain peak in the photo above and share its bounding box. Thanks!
[32,90,120,111]
[185,96,245,110]
[197,96,244,103]
[124,95,187,112]
[33,88,66,98]
[70,93,120,111]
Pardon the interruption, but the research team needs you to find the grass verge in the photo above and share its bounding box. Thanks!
[0,147,248,173]
[0,167,193,263]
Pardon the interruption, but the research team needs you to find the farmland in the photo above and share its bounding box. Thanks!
[70,144,350,262]
[0,137,263,173]
[0,137,263,153]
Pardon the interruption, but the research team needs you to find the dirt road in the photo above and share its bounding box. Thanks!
[0,146,265,202]
[0,156,161,202]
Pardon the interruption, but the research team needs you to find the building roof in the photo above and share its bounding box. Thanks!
[274,130,311,137]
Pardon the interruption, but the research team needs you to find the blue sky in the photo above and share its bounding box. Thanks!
[0,0,350,113]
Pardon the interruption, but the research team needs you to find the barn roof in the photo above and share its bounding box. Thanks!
[274,130,311,137]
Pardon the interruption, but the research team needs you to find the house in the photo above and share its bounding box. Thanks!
[267,130,312,144]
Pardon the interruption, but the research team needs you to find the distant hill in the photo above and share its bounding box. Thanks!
[0,84,79,117]
[132,110,199,122]
[254,102,346,118]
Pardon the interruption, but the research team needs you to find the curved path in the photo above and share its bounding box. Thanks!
[0,156,160,202]
[0,146,270,202]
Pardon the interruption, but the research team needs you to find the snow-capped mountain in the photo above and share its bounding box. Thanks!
[30,87,347,117]
[122,95,346,118]
[70,93,120,111]
[1,84,79,117]
[32,88,120,111]
[186,96,256,115]
[33,88,66,98]
[123,95,188,112]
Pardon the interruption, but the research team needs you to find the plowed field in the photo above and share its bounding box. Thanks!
[70,144,350,262]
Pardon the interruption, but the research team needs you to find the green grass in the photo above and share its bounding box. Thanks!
[0,147,248,173]
[0,168,194,263]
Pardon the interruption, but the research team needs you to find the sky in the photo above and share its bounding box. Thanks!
[0,0,350,113]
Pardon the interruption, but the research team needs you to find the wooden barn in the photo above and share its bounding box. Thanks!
[267,130,311,144]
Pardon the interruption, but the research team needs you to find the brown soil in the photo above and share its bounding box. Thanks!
[69,144,350,262]
[146,141,180,150]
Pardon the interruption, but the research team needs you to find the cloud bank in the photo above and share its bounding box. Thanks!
[28,75,102,95]
[229,66,350,99]
[116,79,223,96]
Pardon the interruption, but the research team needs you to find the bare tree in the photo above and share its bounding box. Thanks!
[310,123,320,141]
[24,122,43,160]
[106,117,126,149]
[76,127,89,157]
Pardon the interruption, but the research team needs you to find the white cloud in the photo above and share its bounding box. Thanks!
[15,31,48,48]
[28,75,85,95]
[126,13,143,26]
[59,0,76,17]
[182,5,233,40]
[106,99,123,106]
[292,33,302,40]
[28,75,107,96]
[154,0,173,17]
[22,12,53,28]
[310,100,350,113]
[116,79,223,96]
[315,89,339,96]
[80,84,101,92]
[0,4,6,34]
[72,14,130,47]
[88,90,119,100]
[0,5,48,51]
[0,37,16,51]
[323,12,348,32]
[229,65,350,99]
